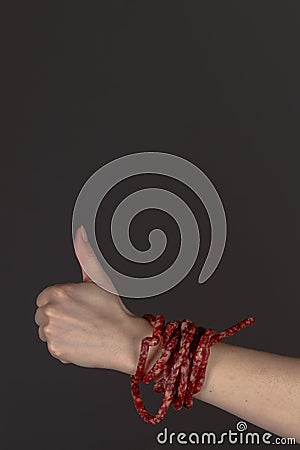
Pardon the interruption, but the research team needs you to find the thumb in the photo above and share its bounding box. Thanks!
[73,226,118,295]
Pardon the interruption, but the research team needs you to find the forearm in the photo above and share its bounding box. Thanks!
[195,343,300,442]
[124,317,300,442]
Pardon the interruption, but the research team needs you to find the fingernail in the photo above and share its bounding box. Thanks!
[81,225,88,242]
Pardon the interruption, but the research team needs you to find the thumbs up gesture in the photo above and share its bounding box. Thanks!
[34,227,153,374]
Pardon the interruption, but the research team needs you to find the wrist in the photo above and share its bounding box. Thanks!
[123,315,162,376]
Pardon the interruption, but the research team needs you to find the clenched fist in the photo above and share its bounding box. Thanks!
[34,227,156,374]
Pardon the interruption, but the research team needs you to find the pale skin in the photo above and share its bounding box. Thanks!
[34,227,300,442]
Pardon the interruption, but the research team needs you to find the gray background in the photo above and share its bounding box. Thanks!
[1,1,300,449]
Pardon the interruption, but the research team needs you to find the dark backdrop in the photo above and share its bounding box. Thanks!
[1,1,300,449]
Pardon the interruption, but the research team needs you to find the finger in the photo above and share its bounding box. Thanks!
[36,289,49,307]
[34,306,47,326]
[38,325,47,342]
[74,228,92,282]
[73,226,118,295]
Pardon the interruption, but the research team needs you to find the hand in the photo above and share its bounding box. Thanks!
[34,226,155,374]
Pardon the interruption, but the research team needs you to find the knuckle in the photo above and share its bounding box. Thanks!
[50,285,68,298]
[43,304,56,317]
[47,342,61,358]
[51,283,74,299]
[85,245,97,258]
[38,326,46,342]
[36,284,65,306]
[36,284,76,306]
[43,324,52,337]
[34,309,39,325]
[36,290,47,307]
[35,294,41,307]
